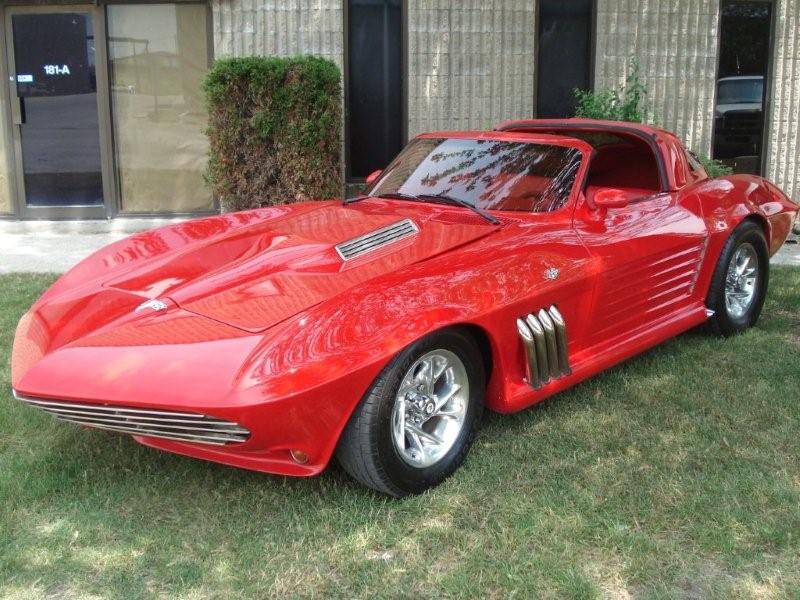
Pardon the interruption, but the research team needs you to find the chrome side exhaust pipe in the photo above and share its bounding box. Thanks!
[537,308,560,380]
[526,313,549,385]
[516,304,571,389]
[516,318,540,388]
[547,305,571,376]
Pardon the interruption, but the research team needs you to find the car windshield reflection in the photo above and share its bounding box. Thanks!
[368,138,582,213]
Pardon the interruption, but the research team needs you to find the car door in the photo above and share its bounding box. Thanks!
[573,190,708,346]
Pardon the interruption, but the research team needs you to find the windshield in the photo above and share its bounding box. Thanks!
[717,79,763,105]
[367,138,583,213]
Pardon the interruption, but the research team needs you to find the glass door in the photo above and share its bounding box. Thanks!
[5,6,112,218]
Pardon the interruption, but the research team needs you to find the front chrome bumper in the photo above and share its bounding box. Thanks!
[12,390,250,446]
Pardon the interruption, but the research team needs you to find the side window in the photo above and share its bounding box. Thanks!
[585,142,661,195]
[686,151,703,173]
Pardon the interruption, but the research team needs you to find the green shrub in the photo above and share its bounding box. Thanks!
[204,56,342,211]
[574,58,732,179]
[695,154,733,177]
[574,59,647,123]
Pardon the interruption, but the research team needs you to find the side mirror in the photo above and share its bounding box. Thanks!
[365,169,382,187]
[593,188,629,210]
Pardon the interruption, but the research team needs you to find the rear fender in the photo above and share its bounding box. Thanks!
[691,175,797,299]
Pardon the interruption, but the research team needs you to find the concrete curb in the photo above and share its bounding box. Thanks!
[0,217,187,236]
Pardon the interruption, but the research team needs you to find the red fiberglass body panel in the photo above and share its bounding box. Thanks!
[11,121,799,477]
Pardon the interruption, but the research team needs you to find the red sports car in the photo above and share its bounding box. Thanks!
[11,119,798,496]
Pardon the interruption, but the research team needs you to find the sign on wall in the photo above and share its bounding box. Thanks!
[12,13,95,97]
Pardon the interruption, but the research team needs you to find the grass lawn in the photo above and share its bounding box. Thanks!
[1,269,799,599]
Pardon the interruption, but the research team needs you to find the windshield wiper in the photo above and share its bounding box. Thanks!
[417,193,501,225]
[343,192,419,205]
[345,191,500,226]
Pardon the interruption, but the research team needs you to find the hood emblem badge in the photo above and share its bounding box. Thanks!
[134,299,168,313]
[544,267,560,281]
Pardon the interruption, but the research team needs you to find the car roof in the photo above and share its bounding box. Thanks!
[493,117,676,140]
[493,118,687,192]
[415,130,595,155]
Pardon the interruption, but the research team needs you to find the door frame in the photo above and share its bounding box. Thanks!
[3,3,116,219]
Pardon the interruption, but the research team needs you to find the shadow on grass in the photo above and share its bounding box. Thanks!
[2,267,799,597]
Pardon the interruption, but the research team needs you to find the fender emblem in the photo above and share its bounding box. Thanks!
[543,267,560,281]
[134,299,168,313]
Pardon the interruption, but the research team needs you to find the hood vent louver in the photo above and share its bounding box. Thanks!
[336,219,419,260]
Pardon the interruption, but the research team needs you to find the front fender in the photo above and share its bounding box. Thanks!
[234,290,479,403]
[231,297,490,473]
[235,231,593,470]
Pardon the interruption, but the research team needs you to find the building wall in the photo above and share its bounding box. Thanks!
[594,0,719,156]
[407,1,536,137]
[765,0,800,201]
[201,0,800,201]
[211,0,344,68]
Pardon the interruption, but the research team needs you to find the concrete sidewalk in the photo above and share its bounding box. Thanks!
[1,218,799,274]
[0,218,184,274]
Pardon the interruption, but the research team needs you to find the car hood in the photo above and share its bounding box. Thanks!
[102,200,497,332]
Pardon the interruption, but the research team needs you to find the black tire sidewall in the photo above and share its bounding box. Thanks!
[372,329,485,495]
[709,221,769,335]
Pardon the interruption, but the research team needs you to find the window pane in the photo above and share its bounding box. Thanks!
[12,13,103,207]
[369,138,582,213]
[108,4,211,212]
[713,1,772,175]
[348,0,402,179]
[537,0,593,118]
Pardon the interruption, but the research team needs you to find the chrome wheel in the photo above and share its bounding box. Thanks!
[391,349,469,468]
[725,242,759,319]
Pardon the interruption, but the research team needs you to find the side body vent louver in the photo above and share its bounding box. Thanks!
[516,305,571,389]
[336,219,419,260]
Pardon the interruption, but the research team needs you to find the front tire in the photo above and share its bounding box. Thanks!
[336,328,485,497]
[706,220,769,336]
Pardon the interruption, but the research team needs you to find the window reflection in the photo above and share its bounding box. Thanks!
[370,138,582,213]
[713,1,772,175]
[108,4,211,212]
[12,13,103,207]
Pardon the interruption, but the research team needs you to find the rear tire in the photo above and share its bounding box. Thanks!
[706,220,769,336]
[336,328,485,497]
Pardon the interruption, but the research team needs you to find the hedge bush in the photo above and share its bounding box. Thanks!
[574,58,732,178]
[204,56,342,211]
[696,153,734,177]
[575,60,648,123]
